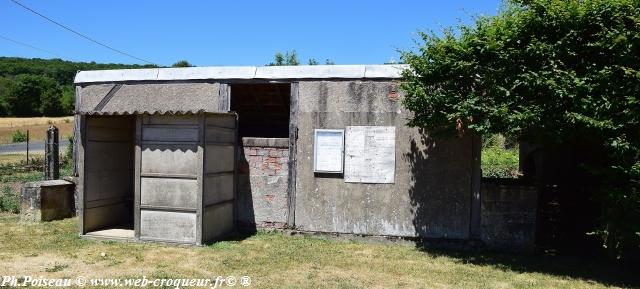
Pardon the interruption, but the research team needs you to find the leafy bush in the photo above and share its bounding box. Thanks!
[61,135,74,173]
[65,135,73,161]
[482,134,520,178]
[0,186,19,213]
[401,0,640,259]
[11,129,28,142]
[482,147,520,178]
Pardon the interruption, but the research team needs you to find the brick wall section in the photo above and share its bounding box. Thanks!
[480,180,538,253]
[236,138,289,229]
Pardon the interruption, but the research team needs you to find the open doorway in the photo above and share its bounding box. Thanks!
[230,83,292,229]
[82,115,135,240]
[230,83,290,138]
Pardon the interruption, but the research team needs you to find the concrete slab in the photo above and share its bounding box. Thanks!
[85,227,134,240]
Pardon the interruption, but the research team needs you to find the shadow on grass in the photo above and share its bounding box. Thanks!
[203,228,259,247]
[416,241,640,289]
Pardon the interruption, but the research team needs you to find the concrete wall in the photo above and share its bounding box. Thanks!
[237,137,289,228]
[293,81,475,239]
[202,114,237,242]
[481,180,538,253]
[139,115,200,243]
[83,116,134,232]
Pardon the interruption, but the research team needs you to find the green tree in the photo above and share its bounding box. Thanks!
[171,60,194,67]
[6,74,60,116]
[268,50,300,66]
[0,76,13,116]
[308,58,319,65]
[401,0,640,259]
[60,85,75,115]
[39,84,64,116]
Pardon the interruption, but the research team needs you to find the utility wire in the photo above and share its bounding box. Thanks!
[8,0,158,65]
[0,34,66,59]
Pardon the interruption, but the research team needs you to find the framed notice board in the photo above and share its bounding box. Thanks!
[313,129,345,173]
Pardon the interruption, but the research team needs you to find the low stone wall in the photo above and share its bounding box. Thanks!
[236,137,289,229]
[480,179,538,253]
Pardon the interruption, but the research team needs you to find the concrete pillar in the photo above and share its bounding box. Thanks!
[45,125,59,180]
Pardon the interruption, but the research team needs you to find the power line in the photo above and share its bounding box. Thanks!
[0,34,66,59]
[8,0,158,65]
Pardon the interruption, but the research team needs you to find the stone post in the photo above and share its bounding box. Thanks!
[45,125,59,180]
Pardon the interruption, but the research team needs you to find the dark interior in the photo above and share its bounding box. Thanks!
[230,83,290,138]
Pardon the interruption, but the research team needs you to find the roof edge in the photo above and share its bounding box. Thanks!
[74,64,408,84]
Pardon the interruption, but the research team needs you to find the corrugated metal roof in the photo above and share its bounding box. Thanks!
[77,82,219,115]
[74,64,408,84]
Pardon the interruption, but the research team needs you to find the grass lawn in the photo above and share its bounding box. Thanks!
[0,213,637,289]
[0,116,73,144]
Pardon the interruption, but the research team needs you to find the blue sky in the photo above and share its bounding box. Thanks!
[0,0,502,67]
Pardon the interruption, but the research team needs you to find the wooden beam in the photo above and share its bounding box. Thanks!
[286,82,299,227]
[218,84,230,112]
[134,115,142,239]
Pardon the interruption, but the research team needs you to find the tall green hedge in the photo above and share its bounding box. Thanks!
[401,0,640,259]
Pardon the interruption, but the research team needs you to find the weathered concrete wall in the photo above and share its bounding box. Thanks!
[481,180,538,253]
[202,114,237,242]
[21,180,75,222]
[294,81,475,239]
[83,116,134,232]
[237,137,289,228]
[139,115,199,243]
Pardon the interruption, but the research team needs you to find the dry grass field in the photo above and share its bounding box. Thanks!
[0,213,637,289]
[0,153,44,164]
[0,116,73,144]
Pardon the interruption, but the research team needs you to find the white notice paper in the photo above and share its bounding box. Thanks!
[313,129,345,173]
[345,126,396,183]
